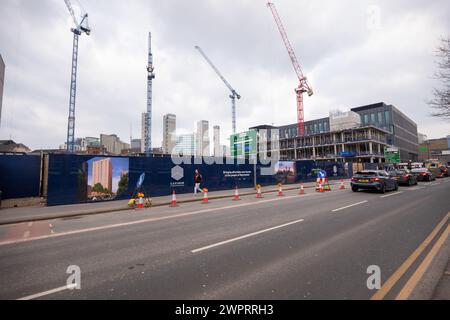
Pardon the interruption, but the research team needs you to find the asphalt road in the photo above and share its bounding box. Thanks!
[0,178,449,300]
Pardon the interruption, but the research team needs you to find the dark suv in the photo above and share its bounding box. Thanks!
[351,170,399,193]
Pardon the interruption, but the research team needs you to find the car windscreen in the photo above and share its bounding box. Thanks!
[411,169,427,173]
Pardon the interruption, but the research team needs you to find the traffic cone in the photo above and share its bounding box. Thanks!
[299,183,305,195]
[170,190,178,207]
[233,187,241,201]
[339,180,346,190]
[317,183,324,193]
[137,196,144,209]
[278,184,284,197]
[256,186,263,198]
[202,191,209,204]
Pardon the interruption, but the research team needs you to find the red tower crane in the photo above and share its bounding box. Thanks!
[267,2,313,136]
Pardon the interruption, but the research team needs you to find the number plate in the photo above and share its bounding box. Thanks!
[360,179,369,183]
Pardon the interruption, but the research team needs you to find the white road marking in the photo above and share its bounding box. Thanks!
[0,193,317,246]
[331,200,368,213]
[28,222,33,227]
[17,284,76,300]
[409,187,425,191]
[380,191,403,198]
[23,231,30,239]
[191,219,305,253]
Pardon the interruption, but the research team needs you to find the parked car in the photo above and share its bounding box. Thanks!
[351,170,398,193]
[389,169,418,186]
[438,166,449,177]
[426,162,447,178]
[411,168,435,182]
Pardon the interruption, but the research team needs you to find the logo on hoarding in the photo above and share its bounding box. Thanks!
[171,166,184,181]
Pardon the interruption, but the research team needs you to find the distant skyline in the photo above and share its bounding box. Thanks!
[0,0,449,151]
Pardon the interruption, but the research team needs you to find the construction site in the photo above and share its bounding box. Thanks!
[0,0,450,305]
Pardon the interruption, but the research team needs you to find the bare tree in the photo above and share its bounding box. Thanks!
[429,37,450,120]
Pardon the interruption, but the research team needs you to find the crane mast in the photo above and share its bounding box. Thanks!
[64,0,90,153]
[267,2,313,136]
[195,46,241,134]
[144,32,156,156]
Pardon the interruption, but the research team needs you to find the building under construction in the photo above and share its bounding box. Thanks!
[251,102,419,164]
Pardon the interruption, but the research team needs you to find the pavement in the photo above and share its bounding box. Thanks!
[0,180,341,225]
[0,178,448,300]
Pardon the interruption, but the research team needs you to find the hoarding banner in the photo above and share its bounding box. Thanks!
[384,146,401,163]
[230,130,257,157]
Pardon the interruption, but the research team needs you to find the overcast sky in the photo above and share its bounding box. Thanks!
[0,0,449,151]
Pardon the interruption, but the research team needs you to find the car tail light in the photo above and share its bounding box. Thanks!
[351,177,357,181]
[421,172,427,176]
[371,177,381,182]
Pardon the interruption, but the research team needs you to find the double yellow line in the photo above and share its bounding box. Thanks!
[371,212,450,300]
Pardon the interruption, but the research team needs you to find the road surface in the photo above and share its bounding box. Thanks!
[0,178,449,300]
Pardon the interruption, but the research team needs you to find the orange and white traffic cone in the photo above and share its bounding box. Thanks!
[202,191,209,204]
[256,186,263,198]
[170,190,178,207]
[317,183,324,193]
[137,196,144,209]
[233,187,241,201]
[278,184,284,197]
[339,180,346,190]
[299,183,305,195]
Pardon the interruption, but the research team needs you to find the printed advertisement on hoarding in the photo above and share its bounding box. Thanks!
[85,157,129,202]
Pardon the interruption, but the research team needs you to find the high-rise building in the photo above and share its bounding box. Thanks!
[163,114,176,154]
[213,125,221,156]
[131,139,141,151]
[0,54,5,127]
[174,133,196,156]
[196,120,210,157]
[92,158,113,192]
[100,134,130,155]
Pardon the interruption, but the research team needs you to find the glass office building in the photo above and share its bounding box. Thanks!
[351,103,419,162]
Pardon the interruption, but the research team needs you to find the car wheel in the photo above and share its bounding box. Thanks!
[394,182,399,191]
[408,179,412,186]
[352,186,358,192]
[379,184,386,194]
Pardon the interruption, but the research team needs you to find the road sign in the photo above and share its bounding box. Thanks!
[230,130,257,157]
[384,146,400,163]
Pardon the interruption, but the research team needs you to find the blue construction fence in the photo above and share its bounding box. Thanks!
[45,154,352,206]
[0,155,42,200]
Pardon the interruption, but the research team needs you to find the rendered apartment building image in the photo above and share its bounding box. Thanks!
[92,158,113,192]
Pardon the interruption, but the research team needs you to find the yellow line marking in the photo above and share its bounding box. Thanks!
[371,212,450,300]
[395,222,450,300]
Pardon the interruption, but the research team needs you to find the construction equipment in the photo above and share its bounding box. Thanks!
[195,46,241,134]
[267,2,313,136]
[144,32,156,156]
[64,0,91,153]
